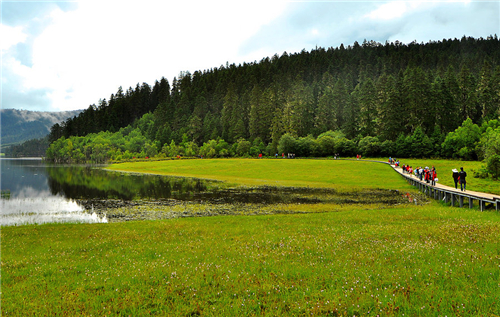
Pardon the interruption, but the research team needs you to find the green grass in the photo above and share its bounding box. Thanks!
[391,158,500,195]
[2,204,499,316]
[107,158,414,192]
[3,158,500,316]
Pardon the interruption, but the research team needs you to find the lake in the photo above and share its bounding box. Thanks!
[1,158,106,226]
[1,158,411,226]
[0,158,226,226]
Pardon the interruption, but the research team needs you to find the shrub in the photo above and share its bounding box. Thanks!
[358,136,381,157]
[278,133,297,155]
[441,118,480,160]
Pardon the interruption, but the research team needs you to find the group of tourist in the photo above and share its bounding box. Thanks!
[404,164,438,186]
[274,153,296,159]
[389,157,467,191]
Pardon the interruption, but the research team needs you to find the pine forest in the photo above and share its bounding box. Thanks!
[43,36,500,172]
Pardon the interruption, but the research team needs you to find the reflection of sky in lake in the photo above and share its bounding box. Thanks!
[1,159,107,226]
[1,197,107,226]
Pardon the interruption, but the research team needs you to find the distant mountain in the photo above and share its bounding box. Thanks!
[1,109,83,145]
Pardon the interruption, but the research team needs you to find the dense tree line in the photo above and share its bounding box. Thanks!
[4,137,49,157]
[49,36,500,150]
[45,116,500,179]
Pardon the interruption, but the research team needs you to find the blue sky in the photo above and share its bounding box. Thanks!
[1,0,499,112]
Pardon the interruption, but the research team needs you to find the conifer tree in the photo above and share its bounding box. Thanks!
[358,78,377,136]
[457,65,479,122]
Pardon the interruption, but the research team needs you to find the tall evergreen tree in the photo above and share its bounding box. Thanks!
[457,65,479,122]
[331,79,348,130]
[288,79,315,137]
[315,86,335,134]
[357,78,378,136]
[343,87,360,139]
[476,61,497,120]
[403,66,431,134]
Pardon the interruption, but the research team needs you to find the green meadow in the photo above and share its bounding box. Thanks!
[106,158,411,191]
[2,159,500,316]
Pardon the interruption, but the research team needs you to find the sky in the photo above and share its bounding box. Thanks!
[1,0,499,112]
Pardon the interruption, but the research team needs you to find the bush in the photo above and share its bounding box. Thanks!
[296,135,319,157]
[486,154,500,179]
[441,118,480,160]
[335,138,356,157]
[380,140,395,157]
[235,139,251,157]
[358,136,381,157]
[317,136,335,156]
[278,133,297,155]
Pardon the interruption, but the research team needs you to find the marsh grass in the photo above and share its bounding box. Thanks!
[92,187,417,222]
[2,203,499,316]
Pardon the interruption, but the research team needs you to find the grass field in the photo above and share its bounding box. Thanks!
[106,158,415,192]
[2,158,500,316]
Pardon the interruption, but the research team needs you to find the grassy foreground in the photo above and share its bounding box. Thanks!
[2,205,500,316]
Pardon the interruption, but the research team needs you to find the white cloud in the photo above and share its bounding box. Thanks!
[364,1,410,20]
[12,0,288,110]
[0,24,27,51]
[3,0,497,111]
[364,0,480,22]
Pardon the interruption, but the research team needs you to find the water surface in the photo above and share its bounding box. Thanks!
[1,158,107,226]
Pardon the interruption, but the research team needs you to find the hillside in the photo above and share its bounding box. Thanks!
[1,109,82,145]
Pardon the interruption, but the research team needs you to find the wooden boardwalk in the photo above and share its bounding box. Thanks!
[390,163,500,211]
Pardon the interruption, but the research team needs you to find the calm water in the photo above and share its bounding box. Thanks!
[0,158,217,226]
[1,158,105,226]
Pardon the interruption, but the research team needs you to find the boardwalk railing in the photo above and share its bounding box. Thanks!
[394,166,500,212]
[341,158,499,211]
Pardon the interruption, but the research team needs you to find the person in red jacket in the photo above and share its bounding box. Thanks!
[431,166,437,186]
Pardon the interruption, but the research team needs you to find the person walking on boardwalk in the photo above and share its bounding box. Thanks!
[431,167,437,186]
[452,169,459,189]
[458,167,467,191]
